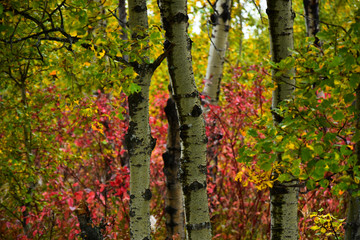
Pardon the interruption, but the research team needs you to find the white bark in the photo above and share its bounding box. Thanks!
[127,1,155,239]
[158,0,212,239]
[266,0,299,239]
[203,0,232,104]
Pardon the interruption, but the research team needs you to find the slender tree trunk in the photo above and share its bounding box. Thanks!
[303,0,320,45]
[163,95,186,239]
[345,85,360,240]
[126,1,156,239]
[202,0,232,197]
[119,0,128,41]
[76,202,103,240]
[18,67,36,239]
[203,0,232,104]
[117,0,130,167]
[266,1,299,239]
[158,1,212,239]
[238,5,243,63]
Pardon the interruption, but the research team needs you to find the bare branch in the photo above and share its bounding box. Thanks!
[150,42,174,72]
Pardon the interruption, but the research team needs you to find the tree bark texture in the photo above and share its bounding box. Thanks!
[266,1,299,240]
[158,1,212,239]
[203,0,232,104]
[126,1,156,239]
[163,96,186,240]
[76,202,103,240]
[118,0,128,41]
[303,0,320,45]
[345,85,360,240]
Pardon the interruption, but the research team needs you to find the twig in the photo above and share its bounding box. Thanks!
[150,42,175,72]
[251,0,264,24]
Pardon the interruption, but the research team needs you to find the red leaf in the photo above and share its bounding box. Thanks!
[67,197,74,207]
[87,191,96,203]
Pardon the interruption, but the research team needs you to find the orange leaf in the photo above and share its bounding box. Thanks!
[49,70,57,76]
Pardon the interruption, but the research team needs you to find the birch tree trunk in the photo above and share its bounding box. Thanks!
[126,1,155,239]
[345,85,360,240]
[303,0,320,45]
[266,1,299,239]
[203,0,232,104]
[163,95,185,239]
[158,1,212,239]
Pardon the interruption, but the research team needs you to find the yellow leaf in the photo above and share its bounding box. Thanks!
[235,172,243,182]
[310,225,319,231]
[275,135,283,142]
[84,62,91,67]
[287,142,296,150]
[306,144,314,150]
[354,66,360,73]
[265,181,273,188]
[97,49,106,59]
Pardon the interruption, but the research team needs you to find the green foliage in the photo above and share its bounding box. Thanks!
[239,0,360,199]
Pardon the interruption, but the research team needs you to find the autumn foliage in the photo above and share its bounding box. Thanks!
[0,64,347,239]
[1,0,359,239]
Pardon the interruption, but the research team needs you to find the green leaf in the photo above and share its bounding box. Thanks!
[313,160,326,180]
[278,173,292,182]
[269,60,278,69]
[117,112,124,120]
[150,31,161,40]
[340,145,353,156]
[353,130,360,143]
[324,133,337,143]
[332,111,344,121]
[248,129,258,137]
[306,179,316,190]
[260,161,272,171]
[345,54,356,70]
[128,82,141,93]
[316,31,331,41]
[301,147,312,162]
[314,144,323,155]
[79,10,88,25]
[319,179,329,188]
[262,141,273,152]
[344,93,355,104]
[350,74,360,89]
[329,56,342,68]
[330,158,343,171]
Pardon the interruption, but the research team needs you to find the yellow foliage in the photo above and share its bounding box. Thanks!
[235,165,273,190]
[286,142,296,150]
[354,66,360,73]
[97,49,106,59]
[310,209,345,238]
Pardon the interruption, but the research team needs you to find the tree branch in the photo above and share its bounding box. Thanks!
[150,42,174,72]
